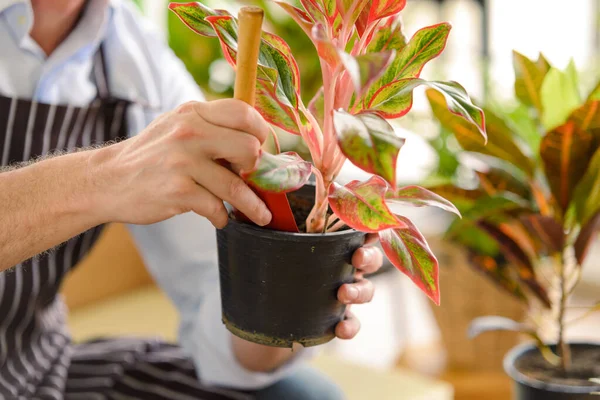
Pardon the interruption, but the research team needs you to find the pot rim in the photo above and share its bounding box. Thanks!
[224,215,365,241]
[503,341,600,393]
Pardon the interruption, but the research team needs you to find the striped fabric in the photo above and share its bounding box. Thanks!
[0,46,252,399]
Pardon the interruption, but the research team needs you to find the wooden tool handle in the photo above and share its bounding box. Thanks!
[234,6,264,106]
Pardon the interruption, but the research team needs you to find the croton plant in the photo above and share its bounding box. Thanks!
[168,0,486,305]
[428,52,600,372]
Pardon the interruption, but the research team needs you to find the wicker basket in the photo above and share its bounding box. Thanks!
[428,236,525,372]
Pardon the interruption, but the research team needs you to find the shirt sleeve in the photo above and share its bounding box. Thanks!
[118,3,319,390]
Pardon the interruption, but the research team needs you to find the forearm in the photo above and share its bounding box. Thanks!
[232,336,300,373]
[0,150,108,270]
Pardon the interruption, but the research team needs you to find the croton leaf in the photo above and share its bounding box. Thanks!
[204,15,299,109]
[462,192,531,223]
[477,221,551,308]
[328,175,406,232]
[365,15,407,53]
[242,151,312,193]
[512,51,550,114]
[385,185,460,217]
[476,166,531,199]
[572,147,600,225]
[468,316,560,365]
[339,50,395,96]
[333,111,404,188]
[362,23,451,108]
[540,120,595,211]
[312,23,340,68]
[574,212,600,266]
[275,1,314,35]
[519,215,565,254]
[466,252,527,302]
[168,2,229,37]
[428,90,539,176]
[570,100,600,133]
[540,61,582,131]
[379,215,439,304]
[588,81,600,102]
[255,81,301,135]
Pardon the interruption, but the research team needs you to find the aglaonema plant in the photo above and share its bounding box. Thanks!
[168,0,486,305]
[427,51,600,372]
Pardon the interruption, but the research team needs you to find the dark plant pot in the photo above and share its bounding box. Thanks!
[216,185,366,348]
[504,342,600,400]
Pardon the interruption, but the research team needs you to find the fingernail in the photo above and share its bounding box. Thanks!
[260,209,272,226]
[347,286,359,301]
[360,248,373,268]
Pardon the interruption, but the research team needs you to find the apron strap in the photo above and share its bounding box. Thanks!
[92,44,111,99]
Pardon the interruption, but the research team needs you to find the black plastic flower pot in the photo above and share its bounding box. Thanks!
[216,184,366,348]
[504,342,600,400]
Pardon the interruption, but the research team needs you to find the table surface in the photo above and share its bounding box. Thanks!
[440,370,513,400]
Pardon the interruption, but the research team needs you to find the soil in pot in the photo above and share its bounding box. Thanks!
[506,343,600,399]
[217,185,366,348]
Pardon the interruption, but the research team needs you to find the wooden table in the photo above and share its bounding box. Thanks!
[440,369,513,400]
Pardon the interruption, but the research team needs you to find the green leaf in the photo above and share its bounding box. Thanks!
[363,22,451,108]
[477,221,551,308]
[379,216,439,305]
[242,151,312,193]
[540,61,582,131]
[468,316,560,366]
[333,111,405,188]
[572,147,600,225]
[574,212,600,266]
[168,2,229,37]
[339,50,395,96]
[512,51,550,113]
[385,185,460,217]
[587,80,600,101]
[505,103,542,152]
[328,176,406,232]
[255,81,301,135]
[466,252,528,302]
[462,192,531,222]
[428,89,537,176]
[365,15,407,53]
[371,80,486,137]
[540,121,595,211]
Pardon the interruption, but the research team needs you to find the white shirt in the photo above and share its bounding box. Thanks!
[0,0,315,389]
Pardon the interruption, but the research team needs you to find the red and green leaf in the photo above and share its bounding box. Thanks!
[312,23,341,68]
[328,176,406,232]
[365,15,407,53]
[300,0,329,26]
[540,120,595,211]
[572,147,600,225]
[512,51,550,114]
[255,81,301,135]
[242,151,312,193]
[333,111,404,188]
[574,212,600,266]
[428,89,538,176]
[466,252,528,302]
[570,100,600,132]
[362,22,450,107]
[385,185,460,217]
[379,216,439,304]
[339,50,395,96]
[477,221,551,308]
[357,0,407,29]
[274,1,314,35]
[168,2,229,37]
[336,0,370,27]
[519,215,565,254]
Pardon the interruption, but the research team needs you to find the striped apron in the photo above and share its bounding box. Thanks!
[0,46,252,400]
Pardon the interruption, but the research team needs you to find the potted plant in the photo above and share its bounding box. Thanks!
[168,0,485,348]
[427,51,600,399]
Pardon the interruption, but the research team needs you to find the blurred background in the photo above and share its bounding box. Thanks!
[63,1,600,399]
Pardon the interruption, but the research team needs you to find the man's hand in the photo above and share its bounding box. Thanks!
[93,99,273,228]
[335,234,384,339]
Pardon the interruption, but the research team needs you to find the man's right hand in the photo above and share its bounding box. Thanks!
[91,99,273,228]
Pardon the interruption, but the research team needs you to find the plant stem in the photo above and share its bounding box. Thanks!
[327,220,346,232]
[557,250,572,374]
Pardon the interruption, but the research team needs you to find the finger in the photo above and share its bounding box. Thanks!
[195,99,270,144]
[184,184,229,229]
[335,309,360,340]
[365,233,379,245]
[194,161,272,227]
[351,246,383,274]
[199,127,262,172]
[338,279,375,305]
